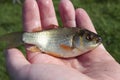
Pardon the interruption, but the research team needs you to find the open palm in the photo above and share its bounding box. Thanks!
[6,0,120,80]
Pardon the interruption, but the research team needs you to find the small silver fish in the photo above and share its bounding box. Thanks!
[0,27,102,58]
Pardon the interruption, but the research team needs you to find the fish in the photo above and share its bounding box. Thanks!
[0,27,102,58]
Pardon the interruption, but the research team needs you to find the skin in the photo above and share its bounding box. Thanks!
[5,0,120,80]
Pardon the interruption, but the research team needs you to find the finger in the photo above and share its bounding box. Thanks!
[29,64,93,80]
[23,0,41,32]
[23,0,62,64]
[75,8,96,33]
[37,0,58,29]
[5,48,29,78]
[75,8,106,50]
[23,0,43,61]
[77,45,115,65]
[75,8,105,49]
[59,0,76,27]
[75,9,114,64]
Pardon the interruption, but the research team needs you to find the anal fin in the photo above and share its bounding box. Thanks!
[26,46,41,53]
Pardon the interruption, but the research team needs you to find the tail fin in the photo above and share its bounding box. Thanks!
[0,32,24,49]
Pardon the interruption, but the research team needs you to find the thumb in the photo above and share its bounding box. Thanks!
[5,48,30,78]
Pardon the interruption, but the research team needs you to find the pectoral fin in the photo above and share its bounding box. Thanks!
[60,44,73,51]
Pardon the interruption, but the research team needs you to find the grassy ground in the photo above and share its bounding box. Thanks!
[0,0,120,80]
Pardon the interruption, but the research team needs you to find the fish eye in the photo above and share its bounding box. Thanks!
[86,34,94,41]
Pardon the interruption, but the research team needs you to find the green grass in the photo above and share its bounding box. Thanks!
[0,0,120,80]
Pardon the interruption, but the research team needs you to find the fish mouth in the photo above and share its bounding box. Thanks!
[96,36,102,43]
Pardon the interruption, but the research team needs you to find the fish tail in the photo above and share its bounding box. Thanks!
[0,32,24,49]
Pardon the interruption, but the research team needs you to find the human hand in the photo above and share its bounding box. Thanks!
[5,0,120,80]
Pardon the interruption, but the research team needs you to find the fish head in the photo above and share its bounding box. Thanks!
[73,29,102,51]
